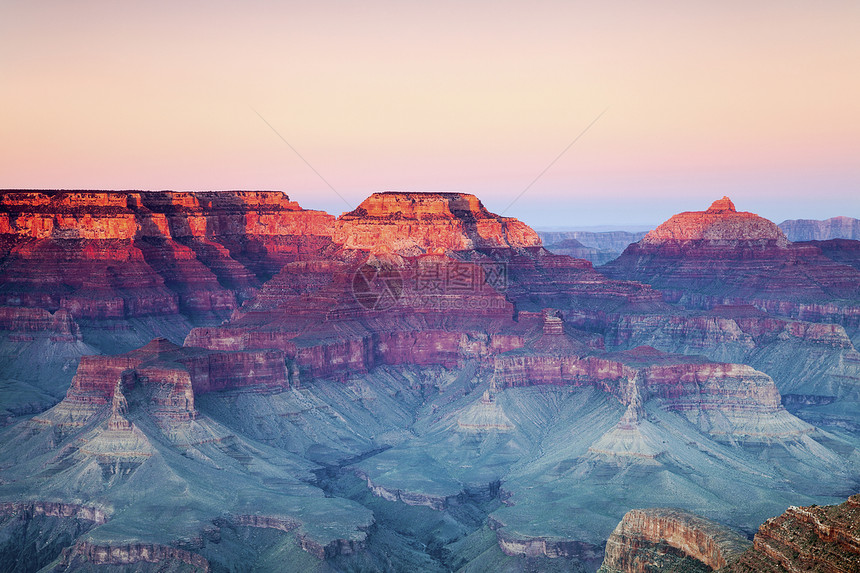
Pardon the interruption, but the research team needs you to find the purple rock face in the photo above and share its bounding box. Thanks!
[1,191,859,572]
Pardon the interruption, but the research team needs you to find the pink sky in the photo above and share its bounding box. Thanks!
[1,1,858,227]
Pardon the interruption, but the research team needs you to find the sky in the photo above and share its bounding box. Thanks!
[1,1,859,228]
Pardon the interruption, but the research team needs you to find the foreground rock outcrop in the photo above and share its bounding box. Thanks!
[727,495,860,572]
[599,495,860,573]
[598,507,751,572]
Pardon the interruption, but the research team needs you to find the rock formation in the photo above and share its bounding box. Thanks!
[598,507,751,572]
[538,230,649,254]
[779,216,860,241]
[541,237,622,265]
[804,238,860,272]
[727,494,860,572]
[495,341,811,441]
[61,337,291,407]
[601,197,860,324]
[642,196,786,245]
[0,190,336,323]
[56,540,211,572]
[2,189,859,572]
[599,495,860,573]
[334,192,541,253]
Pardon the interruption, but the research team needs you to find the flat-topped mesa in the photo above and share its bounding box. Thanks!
[640,196,790,248]
[334,192,541,253]
[346,192,490,219]
[0,190,340,319]
[0,190,333,240]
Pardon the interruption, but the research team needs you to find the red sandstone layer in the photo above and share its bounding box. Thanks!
[334,192,541,253]
[598,507,751,572]
[728,495,860,572]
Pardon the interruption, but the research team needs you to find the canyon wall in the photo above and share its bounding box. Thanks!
[334,192,541,253]
[727,495,860,572]
[779,216,860,241]
[57,540,210,572]
[598,507,751,572]
[601,198,860,325]
[0,190,336,321]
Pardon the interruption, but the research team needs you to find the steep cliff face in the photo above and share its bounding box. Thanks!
[0,502,108,573]
[466,245,662,319]
[564,303,860,402]
[0,190,337,322]
[600,198,860,323]
[0,306,80,341]
[334,192,541,253]
[56,540,211,572]
[803,238,860,272]
[598,508,751,572]
[494,339,803,441]
[598,495,860,573]
[186,251,524,382]
[779,216,860,241]
[727,495,860,572]
[60,337,291,408]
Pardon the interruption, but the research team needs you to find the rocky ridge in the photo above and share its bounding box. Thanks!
[601,197,860,325]
[727,494,860,572]
[2,190,859,571]
[779,216,860,242]
[598,495,860,572]
[334,192,540,253]
[598,507,751,572]
[0,190,337,323]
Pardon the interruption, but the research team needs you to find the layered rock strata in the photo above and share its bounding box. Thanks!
[601,198,860,324]
[35,337,291,434]
[0,190,336,321]
[727,495,860,572]
[57,540,210,572]
[598,507,751,572]
[0,306,81,341]
[186,253,526,381]
[495,528,603,563]
[334,192,541,253]
[0,501,108,525]
[779,216,860,242]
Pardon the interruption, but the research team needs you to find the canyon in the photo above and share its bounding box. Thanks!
[1,190,858,572]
